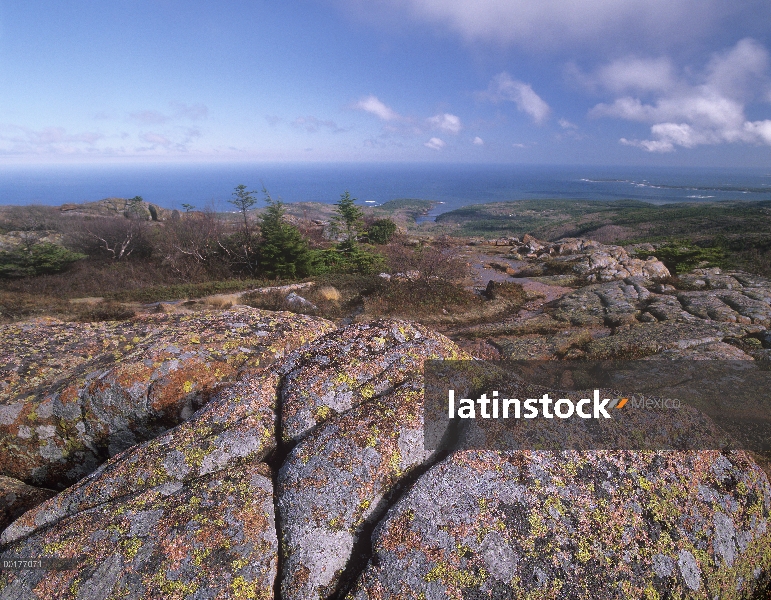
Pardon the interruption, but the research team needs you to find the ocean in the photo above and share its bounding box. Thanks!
[0,163,769,218]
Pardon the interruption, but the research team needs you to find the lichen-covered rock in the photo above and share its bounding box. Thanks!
[573,245,669,283]
[278,382,437,600]
[0,462,277,600]
[0,476,55,533]
[679,268,746,290]
[514,238,670,283]
[551,279,649,326]
[2,308,770,600]
[1,370,280,546]
[279,320,464,444]
[646,341,755,360]
[584,322,760,359]
[347,450,771,600]
[494,330,593,360]
[0,308,335,489]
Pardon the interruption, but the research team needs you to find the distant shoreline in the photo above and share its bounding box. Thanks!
[0,164,768,211]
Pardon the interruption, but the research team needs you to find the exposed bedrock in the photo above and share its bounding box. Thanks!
[1,306,770,598]
[0,308,335,489]
[347,450,771,600]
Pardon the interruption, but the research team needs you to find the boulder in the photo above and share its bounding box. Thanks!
[277,383,434,599]
[0,476,55,533]
[584,322,759,359]
[0,308,335,489]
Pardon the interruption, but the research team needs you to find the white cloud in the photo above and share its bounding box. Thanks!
[480,73,550,124]
[428,113,462,133]
[337,0,748,51]
[706,38,770,100]
[620,137,676,153]
[558,118,578,129]
[572,57,676,94]
[512,143,526,148]
[590,39,771,152]
[424,137,445,150]
[744,120,771,144]
[473,136,484,145]
[354,95,401,121]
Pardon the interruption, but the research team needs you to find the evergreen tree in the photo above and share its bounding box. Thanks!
[258,192,314,278]
[333,191,363,242]
[224,184,260,275]
[229,184,258,238]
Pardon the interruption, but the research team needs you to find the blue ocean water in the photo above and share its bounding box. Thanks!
[0,163,769,217]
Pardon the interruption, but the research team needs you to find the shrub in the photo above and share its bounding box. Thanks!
[382,239,470,285]
[157,210,231,279]
[71,301,136,322]
[72,215,152,261]
[362,277,483,321]
[0,243,86,278]
[640,241,726,275]
[366,218,397,244]
[313,241,384,275]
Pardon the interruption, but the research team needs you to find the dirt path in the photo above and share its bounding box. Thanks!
[466,249,574,310]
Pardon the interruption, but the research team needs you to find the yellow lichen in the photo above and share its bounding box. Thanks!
[314,405,332,421]
[231,576,261,599]
[122,537,142,560]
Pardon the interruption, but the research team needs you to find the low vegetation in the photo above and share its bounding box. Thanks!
[2,193,771,325]
[432,198,771,276]
[0,188,405,323]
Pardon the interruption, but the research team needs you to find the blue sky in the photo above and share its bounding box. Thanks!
[1,0,770,166]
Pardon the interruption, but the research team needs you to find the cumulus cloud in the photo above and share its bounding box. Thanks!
[336,0,749,51]
[559,118,578,129]
[570,57,676,94]
[479,73,550,124]
[428,113,462,133]
[589,38,771,152]
[354,95,401,121]
[473,136,484,145]
[424,137,445,150]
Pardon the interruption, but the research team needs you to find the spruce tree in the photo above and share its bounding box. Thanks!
[258,192,314,278]
[333,191,363,242]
